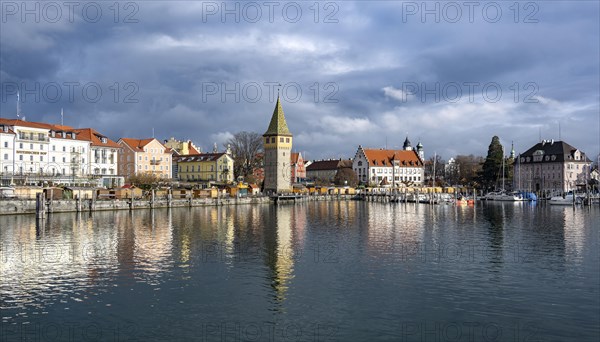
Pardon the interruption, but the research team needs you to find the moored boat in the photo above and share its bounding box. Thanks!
[548,192,583,205]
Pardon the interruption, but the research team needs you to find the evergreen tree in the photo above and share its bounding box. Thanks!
[480,136,504,190]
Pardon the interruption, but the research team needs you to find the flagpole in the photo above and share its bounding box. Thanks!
[16,91,20,118]
[61,108,64,126]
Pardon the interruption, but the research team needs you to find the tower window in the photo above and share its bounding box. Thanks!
[286,138,290,143]
[280,137,284,142]
[271,137,275,143]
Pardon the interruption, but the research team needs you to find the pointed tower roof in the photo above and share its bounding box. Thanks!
[403,136,412,149]
[264,96,292,137]
[510,141,516,159]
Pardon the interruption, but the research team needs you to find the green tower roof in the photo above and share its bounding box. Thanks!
[264,96,292,137]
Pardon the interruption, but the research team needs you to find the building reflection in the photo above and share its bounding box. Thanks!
[556,207,585,263]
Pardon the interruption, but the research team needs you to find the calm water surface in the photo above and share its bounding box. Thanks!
[1,202,598,341]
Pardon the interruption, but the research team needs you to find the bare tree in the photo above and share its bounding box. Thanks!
[426,155,445,186]
[334,168,358,187]
[226,131,263,180]
[455,154,484,187]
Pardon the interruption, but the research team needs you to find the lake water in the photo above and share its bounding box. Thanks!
[1,202,598,341]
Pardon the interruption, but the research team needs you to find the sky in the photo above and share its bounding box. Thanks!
[1,1,599,163]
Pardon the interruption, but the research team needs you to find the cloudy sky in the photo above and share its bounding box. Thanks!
[1,1,599,162]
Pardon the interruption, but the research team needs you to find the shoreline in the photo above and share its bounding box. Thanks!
[0,194,356,216]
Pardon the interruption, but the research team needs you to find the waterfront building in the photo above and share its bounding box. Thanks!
[175,152,234,184]
[163,137,201,155]
[306,159,351,183]
[0,118,120,185]
[513,139,592,194]
[352,145,424,187]
[416,141,424,161]
[74,128,121,185]
[291,152,306,183]
[0,124,15,177]
[263,97,292,194]
[118,138,171,178]
[403,136,412,151]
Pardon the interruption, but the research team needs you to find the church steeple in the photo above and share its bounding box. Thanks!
[403,136,412,151]
[510,141,515,159]
[264,96,291,137]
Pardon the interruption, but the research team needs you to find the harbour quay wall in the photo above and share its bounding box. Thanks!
[0,197,270,216]
[0,194,355,215]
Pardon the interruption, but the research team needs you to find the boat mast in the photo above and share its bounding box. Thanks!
[501,145,505,191]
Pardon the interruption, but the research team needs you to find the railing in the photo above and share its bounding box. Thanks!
[17,136,49,142]
[150,160,161,165]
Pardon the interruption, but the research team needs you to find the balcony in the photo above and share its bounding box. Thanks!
[150,160,162,165]
[17,135,49,143]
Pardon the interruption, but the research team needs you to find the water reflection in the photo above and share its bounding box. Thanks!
[0,203,598,341]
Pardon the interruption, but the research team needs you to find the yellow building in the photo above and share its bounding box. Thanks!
[175,153,234,184]
[163,137,201,155]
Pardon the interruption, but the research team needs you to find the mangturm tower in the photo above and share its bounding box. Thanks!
[263,96,292,194]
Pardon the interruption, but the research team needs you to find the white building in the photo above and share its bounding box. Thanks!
[75,128,122,186]
[513,139,592,194]
[352,145,425,187]
[0,118,121,186]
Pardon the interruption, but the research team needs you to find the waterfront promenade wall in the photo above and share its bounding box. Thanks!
[0,194,354,216]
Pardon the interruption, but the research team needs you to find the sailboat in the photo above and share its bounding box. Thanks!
[484,145,525,201]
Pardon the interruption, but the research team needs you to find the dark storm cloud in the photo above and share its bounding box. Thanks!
[0,1,598,162]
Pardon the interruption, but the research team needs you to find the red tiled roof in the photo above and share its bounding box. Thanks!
[75,128,121,148]
[362,149,423,167]
[119,138,157,152]
[188,142,200,154]
[291,152,300,164]
[0,118,53,130]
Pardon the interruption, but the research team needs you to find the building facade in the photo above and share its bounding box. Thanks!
[306,159,347,183]
[0,118,120,185]
[175,153,234,184]
[513,139,592,194]
[118,138,171,178]
[352,145,425,187]
[263,97,292,194]
[291,152,306,183]
[163,137,201,155]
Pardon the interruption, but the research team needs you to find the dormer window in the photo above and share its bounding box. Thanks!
[101,137,107,144]
[62,132,66,138]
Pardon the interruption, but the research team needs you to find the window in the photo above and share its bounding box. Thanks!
[280,137,284,143]
[3,142,7,148]
[52,145,56,151]
[63,146,66,152]
[30,156,33,161]
[19,155,23,161]
[40,156,43,162]
[3,154,7,160]
[63,157,66,162]
[52,157,55,162]
[19,143,23,149]
[30,144,33,149]
[286,138,290,143]
[40,144,43,150]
